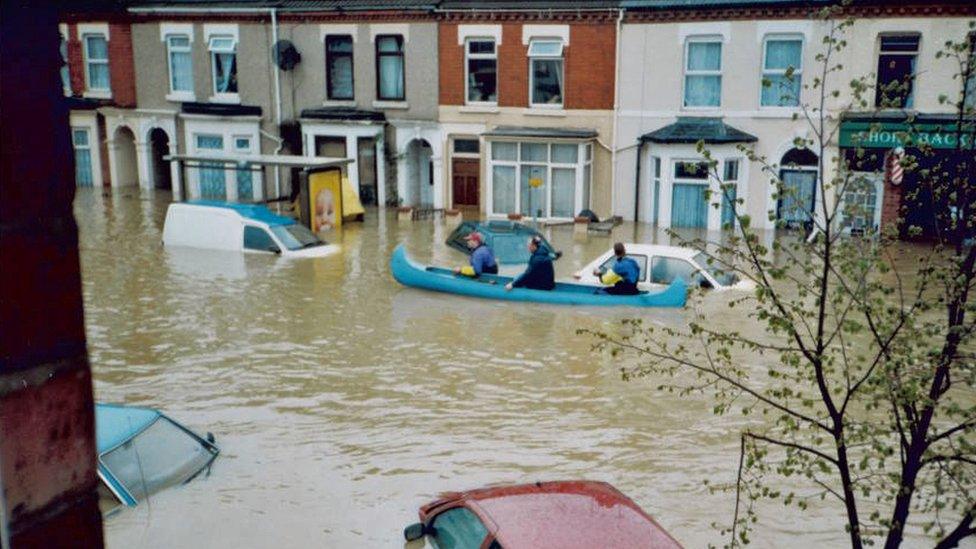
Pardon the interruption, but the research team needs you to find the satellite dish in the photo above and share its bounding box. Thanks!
[272,40,301,71]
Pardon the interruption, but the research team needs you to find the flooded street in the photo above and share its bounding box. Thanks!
[78,189,850,548]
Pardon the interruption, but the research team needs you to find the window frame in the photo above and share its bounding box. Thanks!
[760,35,803,108]
[682,36,723,109]
[487,140,589,219]
[874,33,920,109]
[963,32,975,111]
[208,35,239,99]
[528,38,565,109]
[720,158,742,229]
[82,33,110,92]
[165,33,194,96]
[60,32,71,95]
[375,34,405,101]
[464,37,498,106]
[325,34,355,101]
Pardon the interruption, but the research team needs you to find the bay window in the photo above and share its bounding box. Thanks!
[209,36,238,96]
[166,34,193,95]
[376,35,405,101]
[489,141,592,219]
[466,38,497,104]
[684,38,722,108]
[761,37,802,107]
[83,33,110,92]
[528,39,564,107]
[720,159,740,228]
[326,35,354,100]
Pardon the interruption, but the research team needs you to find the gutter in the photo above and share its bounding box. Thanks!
[610,7,623,219]
[271,7,283,201]
[633,137,644,222]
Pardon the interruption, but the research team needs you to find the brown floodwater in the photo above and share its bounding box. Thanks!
[76,188,929,548]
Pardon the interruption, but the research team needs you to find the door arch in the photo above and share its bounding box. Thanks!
[777,147,818,228]
[148,128,172,191]
[404,138,433,208]
[112,126,139,187]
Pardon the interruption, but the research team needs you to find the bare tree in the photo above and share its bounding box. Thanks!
[586,7,974,548]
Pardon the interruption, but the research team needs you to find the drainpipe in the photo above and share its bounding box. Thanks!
[633,138,644,222]
[271,8,283,201]
[610,7,623,219]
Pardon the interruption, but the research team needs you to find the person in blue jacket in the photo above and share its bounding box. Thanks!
[454,231,498,277]
[594,242,641,295]
[506,236,555,291]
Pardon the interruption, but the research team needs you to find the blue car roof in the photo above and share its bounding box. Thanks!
[95,403,161,453]
[186,200,297,227]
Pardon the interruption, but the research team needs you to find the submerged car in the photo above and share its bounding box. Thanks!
[574,244,752,291]
[96,403,219,515]
[163,201,338,258]
[404,481,682,549]
[446,220,559,265]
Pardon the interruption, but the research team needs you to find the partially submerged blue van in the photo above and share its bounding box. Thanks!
[96,403,219,514]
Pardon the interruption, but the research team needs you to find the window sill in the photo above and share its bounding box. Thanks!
[373,100,409,110]
[754,107,801,119]
[83,89,112,100]
[209,93,241,104]
[524,107,566,117]
[323,99,357,108]
[460,104,500,114]
[166,92,197,103]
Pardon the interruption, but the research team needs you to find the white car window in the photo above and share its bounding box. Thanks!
[650,257,698,285]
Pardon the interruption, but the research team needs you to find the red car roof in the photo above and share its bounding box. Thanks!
[422,481,682,549]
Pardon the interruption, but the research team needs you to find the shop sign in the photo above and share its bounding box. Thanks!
[839,121,974,150]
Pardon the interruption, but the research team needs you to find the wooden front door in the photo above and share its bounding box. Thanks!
[452,158,480,207]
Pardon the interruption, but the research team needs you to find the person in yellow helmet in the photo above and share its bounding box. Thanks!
[454,231,498,277]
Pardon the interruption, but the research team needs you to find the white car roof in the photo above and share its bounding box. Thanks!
[617,243,700,261]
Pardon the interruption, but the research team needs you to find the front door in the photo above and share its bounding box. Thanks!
[452,158,480,207]
[357,137,377,206]
[778,170,817,227]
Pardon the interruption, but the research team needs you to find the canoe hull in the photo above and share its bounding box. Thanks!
[390,245,686,307]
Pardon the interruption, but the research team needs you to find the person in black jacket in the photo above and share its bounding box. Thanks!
[505,236,555,291]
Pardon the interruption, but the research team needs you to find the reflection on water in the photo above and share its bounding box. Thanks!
[77,189,844,548]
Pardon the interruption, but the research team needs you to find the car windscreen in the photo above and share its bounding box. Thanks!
[99,417,217,502]
[271,224,325,251]
[693,252,737,286]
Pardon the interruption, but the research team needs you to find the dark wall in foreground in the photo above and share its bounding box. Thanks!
[0,2,104,547]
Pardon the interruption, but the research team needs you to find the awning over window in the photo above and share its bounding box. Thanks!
[164,153,352,169]
[181,102,262,117]
[640,117,757,144]
[300,108,386,123]
[483,126,597,140]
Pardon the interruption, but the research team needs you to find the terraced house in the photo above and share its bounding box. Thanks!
[437,1,618,221]
[613,0,976,235]
[61,0,974,235]
[62,0,442,206]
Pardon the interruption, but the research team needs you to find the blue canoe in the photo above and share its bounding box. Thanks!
[390,245,686,307]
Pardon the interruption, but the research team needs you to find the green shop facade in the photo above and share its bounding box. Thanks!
[838,113,975,238]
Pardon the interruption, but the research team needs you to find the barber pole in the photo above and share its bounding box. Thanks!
[887,147,905,185]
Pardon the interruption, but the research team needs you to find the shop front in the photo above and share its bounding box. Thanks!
[838,113,975,237]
